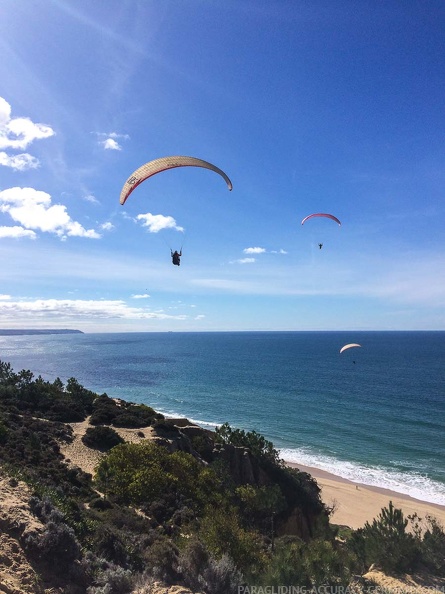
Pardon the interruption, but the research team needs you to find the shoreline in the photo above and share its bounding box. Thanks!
[286,460,445,530]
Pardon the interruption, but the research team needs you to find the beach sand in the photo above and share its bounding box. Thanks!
[287,461,445,530]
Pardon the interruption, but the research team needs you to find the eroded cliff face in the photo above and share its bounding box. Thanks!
[0,474,44,594]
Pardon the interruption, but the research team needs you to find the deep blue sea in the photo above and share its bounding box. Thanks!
[1,331,444,506]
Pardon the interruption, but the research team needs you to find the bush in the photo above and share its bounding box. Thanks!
[348,501,420,573]
[258,536,356,589]
[87,565,134,594]
[142,536,180,584]
[25,520,81,573]
[82,426,124,451]
[199,505,266,574]
[95,441,223,513]
[420,515,445,575]
[90,395,160,428]
[202,554,244,594]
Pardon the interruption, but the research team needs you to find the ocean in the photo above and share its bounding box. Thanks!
[0,331,444,506]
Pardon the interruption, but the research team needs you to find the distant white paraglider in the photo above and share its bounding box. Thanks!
[339,343,361,354]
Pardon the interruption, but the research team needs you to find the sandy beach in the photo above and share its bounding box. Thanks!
[287,461,445,530]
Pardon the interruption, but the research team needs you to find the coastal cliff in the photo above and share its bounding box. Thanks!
[0,362,444,593]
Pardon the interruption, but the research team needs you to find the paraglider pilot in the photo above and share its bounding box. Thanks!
[171,250,182,266]
[318,243,323,250]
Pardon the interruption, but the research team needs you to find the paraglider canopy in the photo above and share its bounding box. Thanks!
[339,343,361,354]
[301,213,341,226]
[120,156,233,205]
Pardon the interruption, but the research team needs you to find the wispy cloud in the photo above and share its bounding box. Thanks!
[0,96,55,170]
[0,152,40,171]
[231,257,256,264]
[244,246,287,255]
[0,187,101,240]
[84,194,100,204]
[244,247,266,254]
[0,298,188,321]
[100,222,115,231]
[131,294,150,299]
[136,212,184,233]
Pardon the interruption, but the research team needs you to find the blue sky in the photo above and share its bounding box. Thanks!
[0,0,444,332]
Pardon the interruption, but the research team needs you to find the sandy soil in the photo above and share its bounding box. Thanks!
[60,417,154,477]
[0,474,44,594]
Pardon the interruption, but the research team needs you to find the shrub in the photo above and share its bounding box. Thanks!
[420,515,445,575]
[178,537,209,591]
[87,565,134,594]
[258,536,356,588]
[89,497,114,511]
[349,501,420,573]
[0,418,9,443]
[202,554,244,594]
[95,441,223,513]
[90,525,130,568]
[142,536,180,584]
[24,520,82,573]
[199,505,266,575]
[112,413,144,428]
[82,426,124,451]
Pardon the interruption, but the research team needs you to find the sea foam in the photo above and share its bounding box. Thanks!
[280,447,445,506]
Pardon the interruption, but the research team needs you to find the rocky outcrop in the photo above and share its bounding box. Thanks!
[211,441,265,486]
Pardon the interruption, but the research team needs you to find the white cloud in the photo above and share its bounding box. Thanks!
[96,131,129,151]
[0,298,188,321]
[0,98,11,125]
[84,194,100,204]
[131,294,150,299]
[101,138,121,150]
[0,225,37,239]
[243,247,287,255]
[136,212,184,233]
[232,257,256,264]
[100,221,115,231]
[244,247,266,254]
[108,133,130,140]
[0,97,55,150]
[0,294,11,300]
[0,187,100,239]
[0,151,40,171]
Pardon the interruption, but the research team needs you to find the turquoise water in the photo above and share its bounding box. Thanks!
[0,331,444,505]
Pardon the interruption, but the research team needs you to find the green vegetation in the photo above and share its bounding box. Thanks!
[215,422,283,467]
[348,500,445,575]
[0,359,444,593]
[82,425,124,451]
